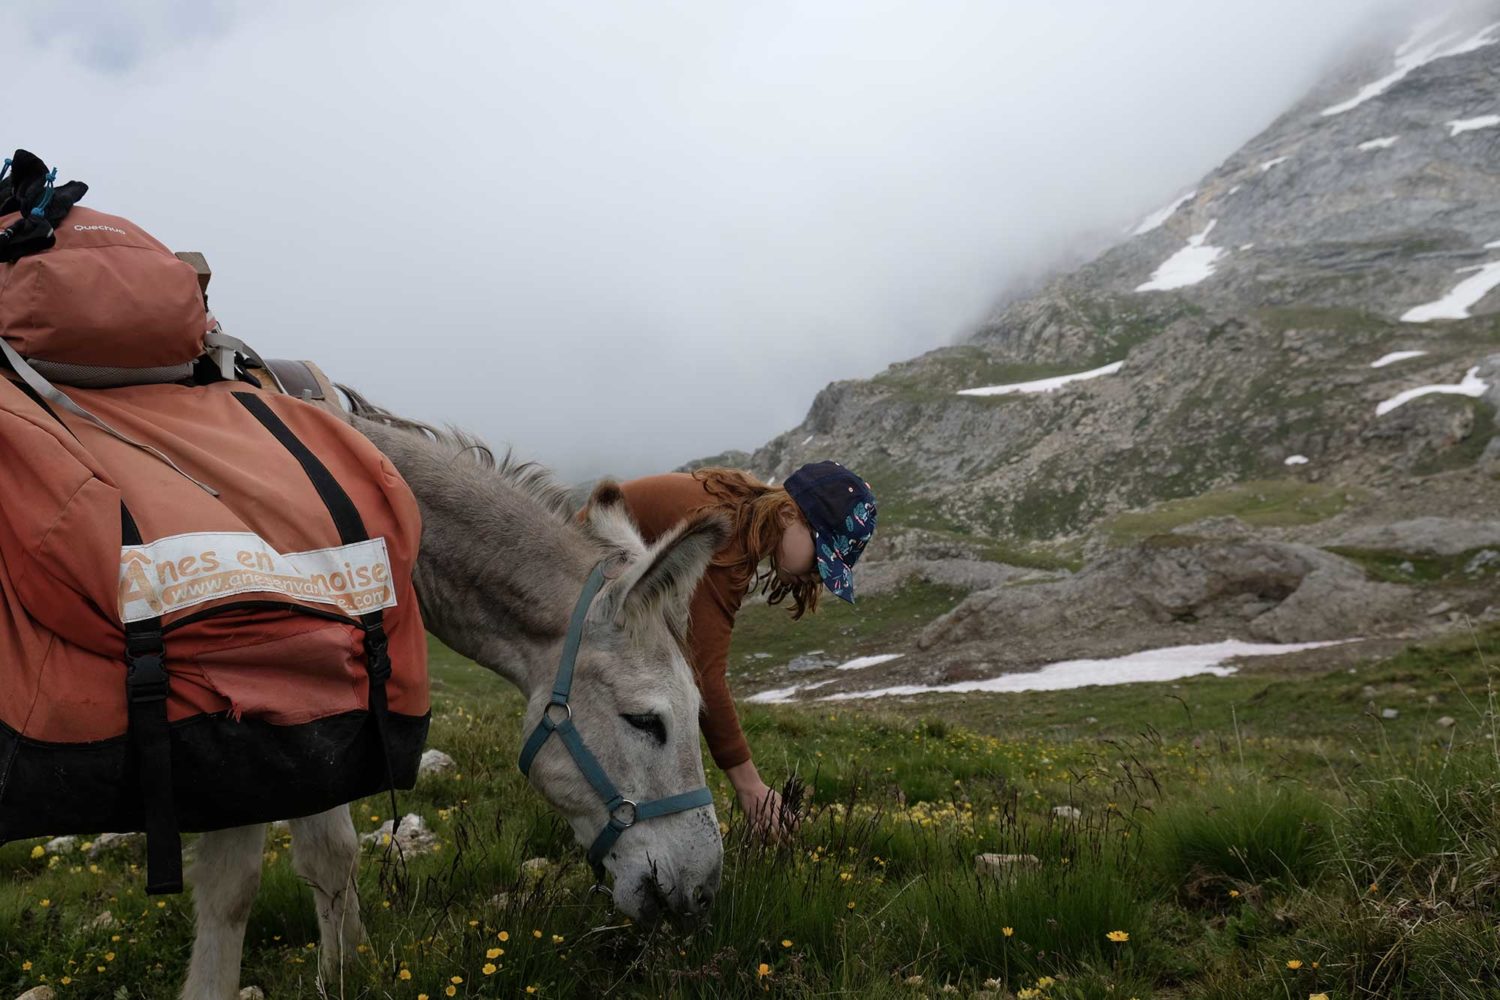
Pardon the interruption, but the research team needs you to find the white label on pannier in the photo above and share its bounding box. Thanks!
[119,531,398,623]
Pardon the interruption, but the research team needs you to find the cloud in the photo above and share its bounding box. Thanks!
[4,0,1444,479]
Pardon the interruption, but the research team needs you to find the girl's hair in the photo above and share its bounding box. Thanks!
[691,467,821,620]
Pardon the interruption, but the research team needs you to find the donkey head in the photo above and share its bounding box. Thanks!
[518,482,728,923]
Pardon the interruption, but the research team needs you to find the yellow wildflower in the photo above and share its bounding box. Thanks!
[499,931,510,942]
[1287,960,1303,970]
[533,929,543,939]
[30,845,44,859]
[757,963,771,978]
[1036,976,1056,988]
[450,975,464,984]
[1002,926,1014,937]
[1310,994,1330,1000]
[781,939,792,948]
[551,934,564,944]
[21,961,32,971]
[444,989,456,998]
[846,901,856,911]
[39,899,50,908]
[399,969,412,981]
[487,947,502,959]
[1106,930,1130,943]
[482,962,497,975]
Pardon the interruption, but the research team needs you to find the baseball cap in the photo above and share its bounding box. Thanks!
[784,461,877,603]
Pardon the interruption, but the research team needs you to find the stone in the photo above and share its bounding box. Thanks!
[1426,601,1454,617]
[1331,520,1500,558]
[418,749,457,777]
[1381,708,1400,720]
[1052,805,1082,820]
[520,857,552,880]
[84,910,116,931]
[43,835,78,854]
[88,832,144,859]
[1437,716,1457,728]
[787,653,837,673]
[239,989,265,1000]
[360,814,438,854]
[15,987,57,1000]
[975,853,1042,878]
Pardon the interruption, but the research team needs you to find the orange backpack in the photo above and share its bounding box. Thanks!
[0,151,429,893]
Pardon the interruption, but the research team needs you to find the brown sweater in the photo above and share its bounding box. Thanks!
[617,473,753,770]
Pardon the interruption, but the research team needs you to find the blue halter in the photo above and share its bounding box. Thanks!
[518,562,715,879]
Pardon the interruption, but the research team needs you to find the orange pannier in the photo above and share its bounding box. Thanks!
[0,151,429,893]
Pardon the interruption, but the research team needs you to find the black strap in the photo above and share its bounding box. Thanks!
[121,504,182,894]
[231,392,401,825]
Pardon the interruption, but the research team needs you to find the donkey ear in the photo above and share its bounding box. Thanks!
[583,479,647,557]
[612,511,730,629]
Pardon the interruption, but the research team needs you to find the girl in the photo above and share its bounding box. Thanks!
[615,461,877,837]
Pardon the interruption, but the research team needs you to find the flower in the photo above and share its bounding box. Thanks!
[30,845,44,859]
[482,963,497,975]
[1017,990,1041,1000]
[450,975,464,984]
[1036,976,1056,988]
[846,901,856,911]
[1310,994,1330,1000]
[526,988,538,995]
[418,995,429,1000]
[444,989,456,998]
[399,969,412,981]
[1229,890,1240,898]
[1106,930,1130,943]
[39,899,50,908]
[1002,926,1015,937]
[499,931,510,942]
[757,963,771,978]
[1287,960,1303,970]
[533,929,543,939]
[781,939,792,948]
[487,948,503,959]
[551,934,564,944]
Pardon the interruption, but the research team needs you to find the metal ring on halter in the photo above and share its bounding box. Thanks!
[610,799,639,828]
[544,701,572,725]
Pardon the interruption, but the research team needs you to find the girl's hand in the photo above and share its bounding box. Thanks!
[725,762,800,842]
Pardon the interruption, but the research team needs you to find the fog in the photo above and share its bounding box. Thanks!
[9,0,1439,479]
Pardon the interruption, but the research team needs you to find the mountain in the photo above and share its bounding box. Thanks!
[702,5,1500,698]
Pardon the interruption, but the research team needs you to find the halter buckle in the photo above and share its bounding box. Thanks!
[543,701,572,726]
[610,799,639,828]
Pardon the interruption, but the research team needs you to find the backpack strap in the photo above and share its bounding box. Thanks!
[120,505,183,895]
[230,392,402,833]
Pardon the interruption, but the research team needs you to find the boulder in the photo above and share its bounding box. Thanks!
[418,749,457,777]
[360,814,438,854]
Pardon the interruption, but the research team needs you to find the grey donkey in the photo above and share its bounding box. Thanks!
[180,412,726,999]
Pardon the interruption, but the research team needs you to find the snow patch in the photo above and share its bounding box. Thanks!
[1226,185,1242,195]
[746,679,838,704]
[801,434,815,445]
[1375,366,1489,416]
[1284,455,1310,466]
[958,361,1123,398]
[1370,350,1428,368]
[818,641,1347,701]
[1357,135,1400,151]
[1131,191,1196,236]
[1401,261,1500,322]
[837,653,903,671]
[1259,156,1290,172]
[1136,221,1227,292]
[1238,243,1255,251]
[1487,240,1500,250]
[1447,114,1500,135]
[1322,21,1500,116]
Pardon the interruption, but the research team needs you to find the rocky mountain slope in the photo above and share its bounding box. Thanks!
[698,5,1500,698]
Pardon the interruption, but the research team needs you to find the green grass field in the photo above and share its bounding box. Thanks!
[4,622,1499,999]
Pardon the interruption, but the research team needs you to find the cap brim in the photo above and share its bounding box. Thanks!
[815,553,857,604]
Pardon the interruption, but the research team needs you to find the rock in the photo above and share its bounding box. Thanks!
[1427,601,1454,617]
[787,653,837,673]
[1437,716,1457,728]
[15,987,57,1000]
[1465,550,1500,576]
[1052,805,1082,821]
[239,989,265,1000]
[88,832,144,859]
[1331,519,1500,558]
[975,853,1042,878]
[43,835,78,854]
[487,892,512,909]
[418,749,457,777]
[520,857,552,880]
[84,910,116,931]
[1381,708,1400,720]
[750,652,772,659]
[360,814,438,854]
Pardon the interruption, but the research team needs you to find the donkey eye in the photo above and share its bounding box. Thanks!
[622,713,667,746]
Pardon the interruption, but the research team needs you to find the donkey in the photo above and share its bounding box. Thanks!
[181,414,726,999]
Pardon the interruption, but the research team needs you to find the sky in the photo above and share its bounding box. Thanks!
[8,0,1441,480]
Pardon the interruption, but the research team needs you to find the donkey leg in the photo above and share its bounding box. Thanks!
[289,804,365,982]
[182,822,268,1000]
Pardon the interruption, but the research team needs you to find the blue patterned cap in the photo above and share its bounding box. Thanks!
[784,461,877,603]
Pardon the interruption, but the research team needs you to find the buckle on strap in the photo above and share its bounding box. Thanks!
[362,620,392,682]
[608,798,638,829]
[126,633,169,704]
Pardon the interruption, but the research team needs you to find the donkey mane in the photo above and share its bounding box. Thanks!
[338,383,577,522]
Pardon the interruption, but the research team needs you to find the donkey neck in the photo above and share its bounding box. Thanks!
[354,418,597,691]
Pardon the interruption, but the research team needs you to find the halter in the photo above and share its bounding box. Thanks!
[518,562,715,881]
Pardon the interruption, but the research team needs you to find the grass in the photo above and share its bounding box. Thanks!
[3,625,1500,998]
[1101,479,1352,544]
